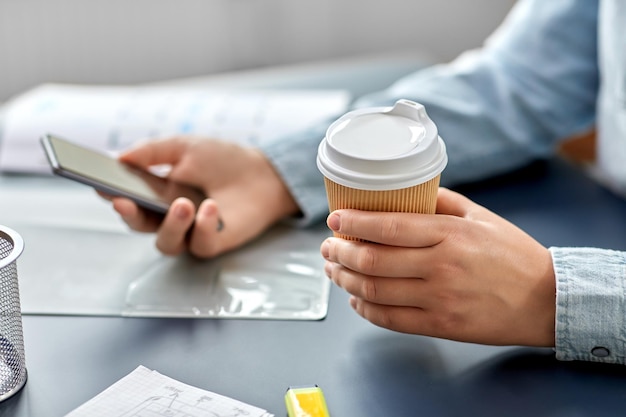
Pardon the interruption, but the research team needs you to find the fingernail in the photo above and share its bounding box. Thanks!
[324,261,332,278]
[174,204,190,220]
[197,202,223,231]
[320,240,330,259]
[327,212,341,231]
[200,202,217,217]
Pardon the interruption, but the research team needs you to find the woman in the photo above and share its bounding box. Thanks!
[106,0,626,364]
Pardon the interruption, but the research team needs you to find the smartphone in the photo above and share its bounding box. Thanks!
[40,134,207,215]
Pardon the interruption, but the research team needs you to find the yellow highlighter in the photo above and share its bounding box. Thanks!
[285,385,330,417]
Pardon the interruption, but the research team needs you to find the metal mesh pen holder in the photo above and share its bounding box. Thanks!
[0,225,27,401]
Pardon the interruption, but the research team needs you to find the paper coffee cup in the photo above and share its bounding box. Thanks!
[317,99,447,240]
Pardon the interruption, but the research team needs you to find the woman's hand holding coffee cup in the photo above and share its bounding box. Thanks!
[321,187,557,347]
[318,99,555,346]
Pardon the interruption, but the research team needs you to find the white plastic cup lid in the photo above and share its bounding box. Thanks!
[317,99,448,190]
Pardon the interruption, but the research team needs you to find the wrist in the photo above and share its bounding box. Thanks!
[250,148,300,221]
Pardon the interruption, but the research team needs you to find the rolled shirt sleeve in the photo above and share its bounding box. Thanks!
[550,247,626,364]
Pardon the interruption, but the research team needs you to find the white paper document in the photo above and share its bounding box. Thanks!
[65,366,274,417]
[0,83,350,173]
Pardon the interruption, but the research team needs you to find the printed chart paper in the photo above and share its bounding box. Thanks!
[0,83,350,173]
[64,366,274,417]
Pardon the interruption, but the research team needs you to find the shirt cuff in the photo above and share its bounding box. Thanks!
[550,247,626,364]
[259,122,332,228]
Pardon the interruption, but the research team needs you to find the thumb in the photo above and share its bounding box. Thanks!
[119,137,188,169]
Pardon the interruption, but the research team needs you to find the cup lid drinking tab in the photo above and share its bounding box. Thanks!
[317,99,448,190]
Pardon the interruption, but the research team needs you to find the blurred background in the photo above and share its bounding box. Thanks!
[0,0,515,102]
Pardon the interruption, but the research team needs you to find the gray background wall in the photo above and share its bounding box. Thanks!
[0,0,515,102]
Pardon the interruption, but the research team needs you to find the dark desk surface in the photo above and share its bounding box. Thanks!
[1,157,626,417]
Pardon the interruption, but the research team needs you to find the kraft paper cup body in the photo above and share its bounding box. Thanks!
[317,99,447,240]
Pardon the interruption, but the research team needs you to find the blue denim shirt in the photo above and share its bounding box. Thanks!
[261,0,626,364]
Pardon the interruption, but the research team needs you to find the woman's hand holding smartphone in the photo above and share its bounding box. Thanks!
[41,134,300,258]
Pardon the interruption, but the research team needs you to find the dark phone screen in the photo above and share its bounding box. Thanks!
[43,135,206,213]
